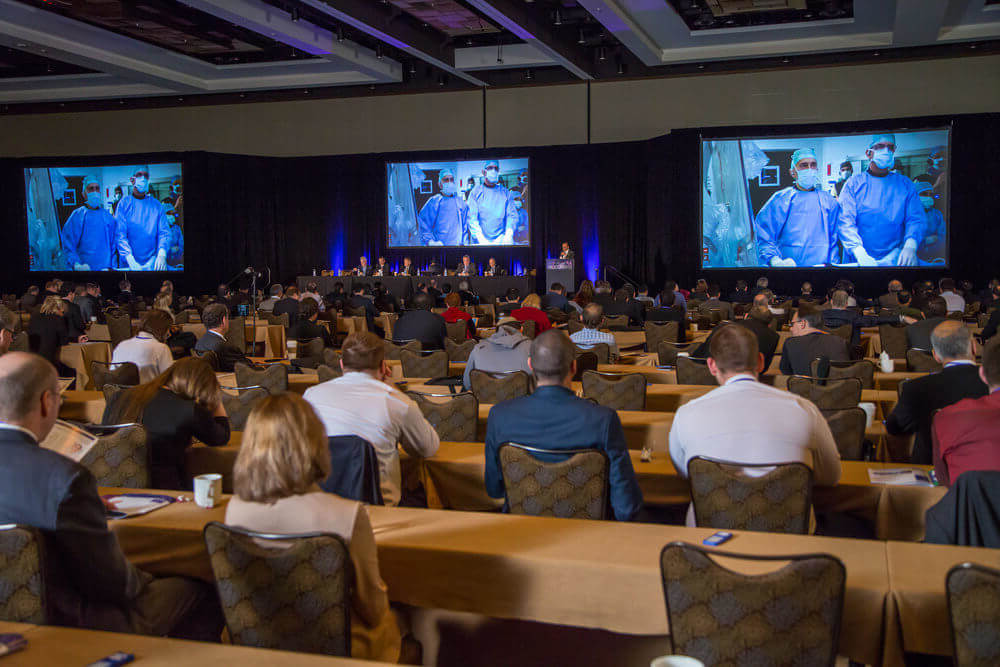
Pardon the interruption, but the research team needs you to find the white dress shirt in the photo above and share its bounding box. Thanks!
[111,335,174,383]
[942,291,966,314]
[304,371,440,505]
[669,374,841,524]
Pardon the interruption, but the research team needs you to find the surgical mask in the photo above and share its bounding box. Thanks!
[870,148,894,170]
[930,157,943,169]
[795,168,821,190]
[484,168,499,184]
[514,200,523,209]
[85,191,102,208]
[166,214,176,224]
[133,176,149,194]
[920,196,934,210]
[441,181,457,196]
[839,170,851,181]
[114,192,122,202]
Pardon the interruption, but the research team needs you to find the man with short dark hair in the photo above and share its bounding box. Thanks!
[0,352,221,637]
[456,254,477,277]
[932,337,1000,485]
[484,330,642,521]
[273,285,301,327]
[194,303,255,371]
[304,332,439,505]
[541,282,570,313]
[346,284,379,334]
[669,325,841,524]
[781,303,851,375]
[259,284,283,312]
[887,320,988,466]
[728,280,750,304]
[393,291,447,350]
[288,297,333,348]
[906,295,949,351]
[696,284,733,321]
[939,278,966,314]
[373,256,390,277]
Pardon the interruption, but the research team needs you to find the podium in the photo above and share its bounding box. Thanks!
[545,258,575,292]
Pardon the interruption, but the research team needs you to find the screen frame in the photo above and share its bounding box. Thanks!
[384,155,532,249]
[698,123,953,271]
[22,157,186,274]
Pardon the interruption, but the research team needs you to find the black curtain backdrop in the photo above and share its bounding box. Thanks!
[1,112,996,299]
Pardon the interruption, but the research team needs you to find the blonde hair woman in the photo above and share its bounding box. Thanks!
[226,394,402,662]
[28,295,84,368]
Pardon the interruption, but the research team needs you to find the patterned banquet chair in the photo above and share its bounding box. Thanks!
[0,525,47,624]
[406,391,478,442]
[399,349,449,379]
[947,562,1000,667]
[234,362,288,394]
[581,370,646,411]
[498,443,609,520]
[469,369,531,404]
[79,423,150,489]
[89,360,140,392]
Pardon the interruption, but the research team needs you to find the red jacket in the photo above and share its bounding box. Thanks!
[442,307,473,339]
[511,306,552,334]
[933,391,1000,486]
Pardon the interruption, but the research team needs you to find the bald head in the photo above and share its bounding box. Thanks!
[529,330,575,385]
[582,303,604,329]
[930,320,974,362]
[0,352,59,440]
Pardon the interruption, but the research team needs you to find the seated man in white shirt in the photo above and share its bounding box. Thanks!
[304,331,440,505]
[110,309,174,383]
[569,303,619,359]
[669,324,841,526]
[939,277,966,314]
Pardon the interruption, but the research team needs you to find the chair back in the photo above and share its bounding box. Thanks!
[879,324,908,359]
[603,314,629,330]
[89,361,140,391]
[317,364,343,383]
[476,313,494,328]
[518,319,537,339]
[660,542,845,667]
[498,443,609,519]
[400,349,449,379]
[572,352,599,382]
[687,457,813,534]
[297,337,325,359]
[174,309,190,324]
[9,331,28,353]
[383,339,420,360]
[407,391,478,441]
[445,338,476,362]
[0,525,47,624]
[825,323,853,342]
[446,320,468,343]
[810,359,875,389]
[265,312,290,327]
[320,436,383,505]
[79,424,150,488]
[544,308,569,325]
[469,369,530,404]
[228,316,246,353]
[675,356,717,385]
[567,319,584,335]
[322,347,342,369]
[105,310,132,349]
[786,376,862,410]
[235,362,289,394]
[644,321,679,352]
[947,562,1000,667]
[581,371,646,411]
[203,522,353,657]
[906,348,943,372]
[220,386,269,431]
[573,342,609,364]
[821,407,868,460]
[656,341,692,366]
[192,348,220,371]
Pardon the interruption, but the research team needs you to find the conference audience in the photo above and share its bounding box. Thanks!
[780,303,850,375]
[462,323,533,390]
[822,289,899,348]
[304,332,439,505]
[441,292,474,339]
[885,321,987,466]
[573,280,594,309]
[111,309,175,383]
[541,283,571,313]
[259,284,283,312]
[569,303,619,359]
[695,284,733,321]
[906,296,949,351]
[224,393,403,662]
[272,285,302,327]
[693,304,778,371]
[484,330,643,521]
[28,295,84,369]
[511,293,552,333]
[194,303,256,371]
[287,297,333,348]
[669,325,841,526]
[932,337,1000,486]
[604,286,645,326]
[645,290,688,343]
[0,352,222,638]
[393,292,447,350]
[299,282,324,310]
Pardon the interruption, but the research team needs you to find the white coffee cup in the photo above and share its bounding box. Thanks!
[194,474,223,508]
[880,351,895,373]
[859,402,876,429]
[286,339,297,360]
[677,352,689,358]
[651,656,705,667]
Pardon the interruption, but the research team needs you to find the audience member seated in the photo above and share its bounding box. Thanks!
[822,289,899,348]
[325,282,348,312]
[886,321,988,466]
[0,306,18,356]
[894,290,924,320]
[484,330,643,521]
[224,393,403,662]
[592,280,614,308]
[572,280,594,310]
[728,280,750,304]
[287,297,333,348]
[496,288,521,317]
[304,332,439,505]
[108,357,230,490]
[931,337,1000,486]
[299,282,324,311]
[441,292,474,338]
[939,278,966,314]
[695,284,733,321]
[60,284,87,340]
[541,283,571,313]
[780,303,850,375]
[693,305,778,371]
[983,305,1000,344]
[463,323,533,390]
[111,309,175,383]
[0,352,222,638]
[194,303,257,372]
[669,325,841,525]
[272,285,301,327]
[393,292,447,350]
[646,290,688,343]
[569,303,619,359]
[795,282,821,306]
[28,295,85,370]
[906,295,949,351]
[877,280,904,309]
[511,293,552,333]
[20,285,40,309]
[604,286,645,326]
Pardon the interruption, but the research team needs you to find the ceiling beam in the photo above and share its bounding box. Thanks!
[893,0,951,46]
[0,73,172,103]
[576,0,661,66]
[455,44,555,71]
[463,0,595,80]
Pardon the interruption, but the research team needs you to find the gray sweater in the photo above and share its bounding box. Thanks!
[462,326,533,390]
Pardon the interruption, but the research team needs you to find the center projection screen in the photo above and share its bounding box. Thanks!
[701,127,950,269]
[386,157,530,248]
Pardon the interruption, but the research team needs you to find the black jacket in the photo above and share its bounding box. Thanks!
[779,332,850,376]
[541,292,570,313]
[28,313,71,367]
[194,330,254,372]
[482,264,506,277]
[396,265,417,276]
[393,309,447,350]
[288,318,333,348]
[694,318,779,371]
[348,294,378,331]
[272,297,301,327]
[980,308,999,342]
[645,306,688,343]
[605,299,646,326]
[822,308,895,348]
[63,299,86,339]
[885,363,988,465]
[906,316,948,352]
[925,470,1000,548]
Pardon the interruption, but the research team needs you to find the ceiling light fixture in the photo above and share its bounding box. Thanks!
[577,29,585,45]
[290,7,299,22]
[376,44,383,60]
[554,10,562,26]
[525,69,534,80]
[598,46,606,62]
[497,43,503,64]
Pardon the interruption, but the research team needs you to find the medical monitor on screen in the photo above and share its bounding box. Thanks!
[701,128,949,269]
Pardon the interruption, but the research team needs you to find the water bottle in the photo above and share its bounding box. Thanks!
[880,350,894,373]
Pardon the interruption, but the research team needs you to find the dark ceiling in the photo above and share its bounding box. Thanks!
[666,0,853,31]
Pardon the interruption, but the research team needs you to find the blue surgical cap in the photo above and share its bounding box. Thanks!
[913,180,933,195]
[438,168,455,183]
[484,160,499,170]
[869,134,896,149]
[81,175,100,190]
[790,148,817,169]
[133,164,150,176]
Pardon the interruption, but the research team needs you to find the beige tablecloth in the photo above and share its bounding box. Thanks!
[58,342,111,390]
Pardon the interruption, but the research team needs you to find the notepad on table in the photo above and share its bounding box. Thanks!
[868,468,934,486]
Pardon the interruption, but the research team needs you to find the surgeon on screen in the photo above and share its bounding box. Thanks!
[753,148,839,267]
[418,168,468,246]
[836,134,925,266]
[60,174,115,271]
[467,160,518,245]
[115,164,171,270]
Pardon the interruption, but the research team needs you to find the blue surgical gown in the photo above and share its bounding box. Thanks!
[922,208,945,241]
[836,172,925,261]
[513,208,529,245]
[754,187,839,267]
[115,194,170,266]
[468,184,518,244]
[60,205,116,270]
[166,224,184,266]
[418,194,468,246]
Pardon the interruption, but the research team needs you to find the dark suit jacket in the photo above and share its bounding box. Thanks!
[77,295,100,324]
[392,309,447,350]
[194,330,253,371]
[288,318,333,348]
[425,262,443,276]
[980,308,999,342]
[541,292,570,313]
[906,316,948,351]
[28,313,70,368]
[822,308,895,347]
[456,263,478,277]
[348,294,378,331]
[482,265,506,277]
[272,297,301,327]
[605,299,645,326]
[780,332,850,376]
[886,363,988,465]
[372,263,391,277]
[63,299,86,339]
[0,427,148,631]
[728,289,751,304]
[925,471,1000,548]
[559,249,575,260]
[878,293,901,309]
[484,386,642,521]
[696,298,733,321]
[396,265,417,276]
[694,318,779,371]
[355,264,373,277]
